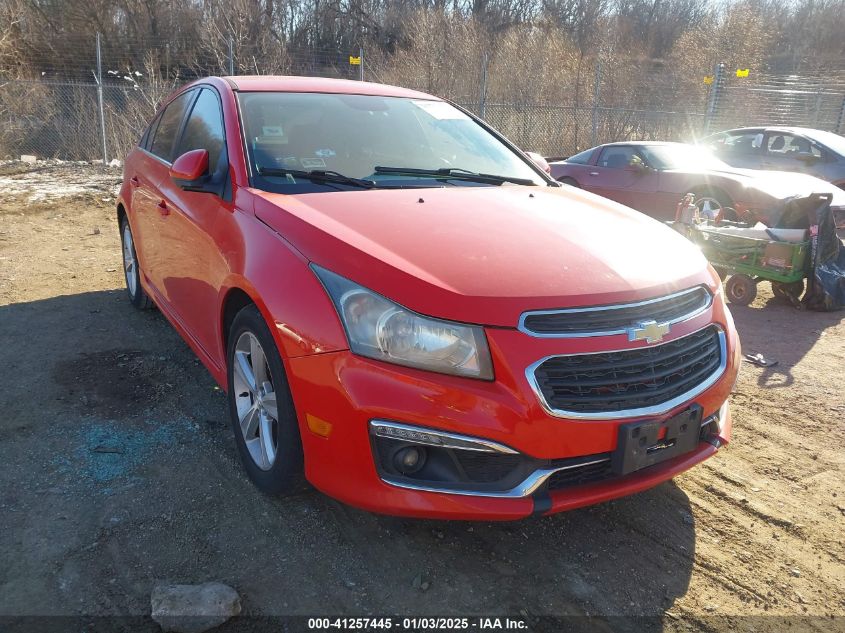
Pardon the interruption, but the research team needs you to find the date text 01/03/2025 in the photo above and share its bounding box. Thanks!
[307,617,529,630]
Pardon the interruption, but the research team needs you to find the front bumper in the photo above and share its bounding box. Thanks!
[283,312,739,520]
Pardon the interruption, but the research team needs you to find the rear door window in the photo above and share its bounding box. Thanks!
[596,146,636,169]
[176,88,226,169]
[140,115,160,150]
[149,90,195,162]
[765,133,822,158]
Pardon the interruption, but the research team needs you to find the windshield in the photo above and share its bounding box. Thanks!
[639,145,730,171]
[237,92,546,192]
[807,129,845,156]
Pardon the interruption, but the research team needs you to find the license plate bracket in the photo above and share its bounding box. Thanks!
[611,405,703,476]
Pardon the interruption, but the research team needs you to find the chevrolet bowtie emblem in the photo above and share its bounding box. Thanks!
[628,320,670,344]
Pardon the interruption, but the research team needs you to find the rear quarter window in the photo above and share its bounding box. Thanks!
[566,148,595,164]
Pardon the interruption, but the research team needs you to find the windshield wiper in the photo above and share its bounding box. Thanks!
[256,167,375,189]
[374,166,536,186]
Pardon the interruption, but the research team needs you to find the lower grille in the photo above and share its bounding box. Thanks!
[531,326,724,417]
[546,459,613,491]
[453,452,523,483]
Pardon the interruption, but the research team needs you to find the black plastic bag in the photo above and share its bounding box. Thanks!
[803,196,845,311]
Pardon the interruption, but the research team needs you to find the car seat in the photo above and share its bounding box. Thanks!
[789,137,811,154]
[770,136,785,151]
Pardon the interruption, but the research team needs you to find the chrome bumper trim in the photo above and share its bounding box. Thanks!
[380,457,612,499]
[375,399,729,499]
[369,420,518,454]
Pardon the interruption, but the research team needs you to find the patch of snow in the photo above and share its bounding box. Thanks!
[0,163,122,202]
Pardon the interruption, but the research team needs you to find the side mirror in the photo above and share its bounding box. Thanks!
[170,149,209,184]
[525,151,551,175]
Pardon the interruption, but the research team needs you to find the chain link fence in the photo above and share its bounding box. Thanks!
[0,79,154,162]
[1,46,844,164]
[463,103,707,156]
[709,72,845,134]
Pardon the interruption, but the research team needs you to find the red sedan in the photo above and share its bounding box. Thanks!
[118,77,739,520]
[550,141,845,222]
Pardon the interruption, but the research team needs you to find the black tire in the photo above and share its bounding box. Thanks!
[226,304,306,496]
[725,274,757,305]
[119,215,153,310]
[559,177,579,188]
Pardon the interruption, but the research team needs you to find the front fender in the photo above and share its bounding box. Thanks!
[219,210,349,363]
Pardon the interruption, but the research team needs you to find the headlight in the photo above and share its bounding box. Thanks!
[715,278,725,302]
[312,265,494,380]
[708,265,725,301]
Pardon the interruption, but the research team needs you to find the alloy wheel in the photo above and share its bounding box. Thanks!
[232,331,279,471]
[695,197,723,218]
[122,224,137,297]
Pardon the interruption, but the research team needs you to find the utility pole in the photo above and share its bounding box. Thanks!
[228,36,234,75]
[95,33,107,165]
[837,95,845,135]
[704,62,726,135]
[359,46,364,81]
[478,53,489,119]
[591,61,602,147]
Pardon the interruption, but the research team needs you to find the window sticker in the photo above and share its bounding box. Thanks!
[301,157,327,169]
[411,100,470,121]
[315,148,336,157]
[262,125,284,136]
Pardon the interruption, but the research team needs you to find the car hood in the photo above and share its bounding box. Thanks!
[252,185,713,326]
[668,167,845,208]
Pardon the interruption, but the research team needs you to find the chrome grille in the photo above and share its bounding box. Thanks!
[519,286,711,337]
[529,326,725,419]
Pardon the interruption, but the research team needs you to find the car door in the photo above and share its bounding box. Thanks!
[131,89,198,295]
[761,131,825,176]
[585,146,660,213]
[154,87,232,358]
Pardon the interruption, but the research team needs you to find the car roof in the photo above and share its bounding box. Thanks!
[221,75,439,101]
[597,141,682,148]
[715,126,829,136]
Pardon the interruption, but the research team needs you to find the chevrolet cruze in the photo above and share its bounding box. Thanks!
[117,76,740,519]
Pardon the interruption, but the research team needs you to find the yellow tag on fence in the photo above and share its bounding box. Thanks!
[349,56,361,66]
[703,75,714,85]
[736,68,749,78]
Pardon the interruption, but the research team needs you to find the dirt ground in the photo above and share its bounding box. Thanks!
[1,164,844,632]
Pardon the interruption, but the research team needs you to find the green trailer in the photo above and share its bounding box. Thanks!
[689,224,811,305]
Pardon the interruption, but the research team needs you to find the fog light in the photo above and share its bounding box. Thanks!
[393,446,426,475]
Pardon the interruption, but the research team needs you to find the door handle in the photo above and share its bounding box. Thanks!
[157,200,170,216]
[589,171,599,176]
[130,176,141,187]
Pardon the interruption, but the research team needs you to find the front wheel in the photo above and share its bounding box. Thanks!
[558,177,579,188]
[692,188,737,222]
[725,274,757,305]
[227,304,306,495]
